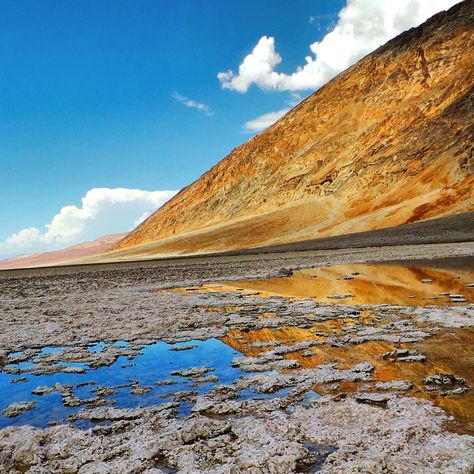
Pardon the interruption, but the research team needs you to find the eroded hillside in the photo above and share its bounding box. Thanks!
[113,1,473,258]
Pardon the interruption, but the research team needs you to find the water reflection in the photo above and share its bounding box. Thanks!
[222,324,474,434]
[202,263,474,306]
[4,262,473,435]
[0,339,248,429]
[166,262,474,431]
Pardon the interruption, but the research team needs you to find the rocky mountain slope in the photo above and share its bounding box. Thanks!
[112,1,473,258]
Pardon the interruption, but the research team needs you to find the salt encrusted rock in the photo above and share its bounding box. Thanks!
[171,390,198,401]
[178,417,231,444]
[235,363,374,394]
[192,396,242,415]
[130,385,152,395]
[1,395,473,473]
[355,392,394,406]
[231,354,300,372]
[277,268,294,277]
[382,348,426,362]
[0,350,6,366]
[10,377,28,384]
[327,294,353,300]
[424,373,468,395]
[410,305,474,328]
[169,344,197,351]
[190,374,219,385]
[450,295,467,303]
[154,379,177,386]
[293,396,474,474]
[31,385,54,396]
[374,380,413,391]
[171,366,214,378]
[250,340,281,348]
[93,385,117,396]
[2,401,36,418]
[69,403,179,422]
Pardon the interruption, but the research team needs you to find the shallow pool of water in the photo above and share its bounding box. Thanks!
[0,339,258,429]
[198,263,474,306]
[222,323,474,434]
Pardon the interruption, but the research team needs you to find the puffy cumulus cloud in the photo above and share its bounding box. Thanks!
[218,36,283,93]
[243,108,290,133]
[172,91,214,116]
[218,0,462,92]
[5,228,43,247]
[0,188,178,257]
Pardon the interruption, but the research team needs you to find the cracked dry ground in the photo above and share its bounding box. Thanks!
[0,243,473,473]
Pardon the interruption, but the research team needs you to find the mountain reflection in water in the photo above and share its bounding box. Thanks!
[202,263,474,306]
[215,262,474,433]
[166,262,474,432]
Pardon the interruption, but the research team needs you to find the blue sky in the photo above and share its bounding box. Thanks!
[0,0,460,257]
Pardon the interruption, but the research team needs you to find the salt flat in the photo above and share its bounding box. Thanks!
[0,242,473,472]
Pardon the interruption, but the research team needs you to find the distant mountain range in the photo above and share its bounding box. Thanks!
[0,233,126,270]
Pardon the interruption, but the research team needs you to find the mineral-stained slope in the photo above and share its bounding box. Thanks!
[113,1,474,257]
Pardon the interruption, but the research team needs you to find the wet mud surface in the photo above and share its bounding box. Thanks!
[0,243,473,473]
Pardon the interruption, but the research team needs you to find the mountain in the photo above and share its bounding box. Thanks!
[112,1,473,259]
[0,233,126,270]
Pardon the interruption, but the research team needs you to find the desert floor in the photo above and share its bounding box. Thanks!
[0,241,473,473]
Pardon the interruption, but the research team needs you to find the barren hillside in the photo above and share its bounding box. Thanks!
[112,1,473,258]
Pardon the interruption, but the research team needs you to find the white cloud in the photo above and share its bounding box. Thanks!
[5,228,43,247]
[218,0,462,92]
[217,36,282,93]
[0,188,178,257]
[308,13,337,31]
[243,108,290,133]
[172,91,214,116]
[242,92,303,133]
[134,210,151,227]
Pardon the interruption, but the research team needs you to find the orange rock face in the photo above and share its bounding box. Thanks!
[113,1,473,257]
